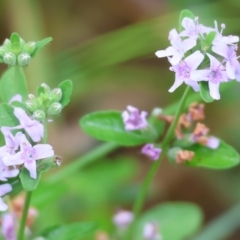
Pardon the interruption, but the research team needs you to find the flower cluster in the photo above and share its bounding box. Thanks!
[156,17,240,100]
[122,106,162,161]
[0,106,54,211]
[26,83,63,121]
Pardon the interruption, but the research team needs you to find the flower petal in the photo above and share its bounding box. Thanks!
[33,144,54,160]
[0,183,12,197]
[0,198,8,211]
[209,81,220,100]
[24,161,37,179]
[168,77,184,92]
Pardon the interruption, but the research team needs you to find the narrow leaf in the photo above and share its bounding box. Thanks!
[199,82,214,103]
[58,79,73,107]
[32,37,53,57]
[0,67,28,102]
[0,103,18,127]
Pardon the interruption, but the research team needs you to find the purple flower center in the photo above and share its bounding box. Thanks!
[22,146,35,163]
[172,61,190,79]
[208,68,223,83]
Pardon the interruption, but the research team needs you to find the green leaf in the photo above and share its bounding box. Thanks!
[10,32,22,53]
[0,67,28,102]
[0,103,18,127]
[185,140,240,169]
[134,202,203,240]
[80,111,156,146]
[20,157,58,191]
[58,80,73,107]
[19,168,43,191]
[32,37,53,57]
[201,31,216,52]
[39,222,97,240]
[199,82,214,103]
[179,10,195,31]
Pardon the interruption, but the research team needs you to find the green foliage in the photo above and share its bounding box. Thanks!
[179,9,195,31]
[0,67,28,102]
[10,32,22,54]
[38,222,97,240]
[134,202,203,240]
[0,103,18,127]
[58,79,73,108]
[31,37,53,57]
[201,31,217,52]
[185,141,240,169]
[199,82,214,103]
[80,111,164,146]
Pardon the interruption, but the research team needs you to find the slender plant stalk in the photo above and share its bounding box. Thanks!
[133,86,191,219]
[47,141,119,183]
[17,191,32,240]
[42,118,49,144]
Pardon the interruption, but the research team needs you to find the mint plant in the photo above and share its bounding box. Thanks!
[0,8,239,240]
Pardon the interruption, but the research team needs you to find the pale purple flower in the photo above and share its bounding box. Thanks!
[122,106,148,131]
[206,136,220,149]
[155,29,196,65]
[0,184,12,211]
[191,53,228,100]
[113,210,133,229]
[2,213,17,240]
[212,43,240,80]
[169,50,204,92]
[14,108,43,142]
[143,223,162,240]
[0,159,19,181]
[0,127,20,158]
[179,17,211,39]
[3,133,54,179]
[212,21,239,45]
[141,144,162,161]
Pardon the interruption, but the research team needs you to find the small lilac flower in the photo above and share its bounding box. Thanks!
[2,213,17,240]
[113,210,133,229]
[0,127,20,158]
[122,106,148,131]
[0,183,12,211]
[191,53,228,100]
[169,50,204,92]
[14,108,44,142]
[0,159,19,181]
[143,223,162,240]
[212,43,240,80]
[155,29,196,65]
[206,136,220,149]
[179,17,211,39]
[3,133,54,179]
[141,144,162,161]
[212,21,239,45]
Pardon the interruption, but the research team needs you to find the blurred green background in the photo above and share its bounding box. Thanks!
[1,0,240,239]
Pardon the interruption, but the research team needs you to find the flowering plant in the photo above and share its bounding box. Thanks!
[0,9,239,240]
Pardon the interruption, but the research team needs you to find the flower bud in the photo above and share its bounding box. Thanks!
[23,41,36,55]
[50,88,62,102]
[28,94,35,101]
[0,47,7,57]
[3,39,11,49]
[18,53,31,66]
[33,110,45,121]
[167,147,182,164]
[47,102,62,115]
[3,52,16,66]
[40,83,51,95]
[26,100,38,112]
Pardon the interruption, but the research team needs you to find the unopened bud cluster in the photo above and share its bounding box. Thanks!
[26,83,63,120]
[0,33,36,66]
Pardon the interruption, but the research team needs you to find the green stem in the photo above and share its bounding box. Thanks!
[42,118,48,144]
[17,191,32,240]
[133,86,191,219]
[47,142,119,183]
